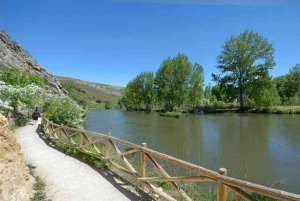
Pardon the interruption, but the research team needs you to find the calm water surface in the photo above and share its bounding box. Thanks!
[84,109,300,194]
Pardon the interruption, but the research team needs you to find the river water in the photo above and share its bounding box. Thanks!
[84,109,300,194]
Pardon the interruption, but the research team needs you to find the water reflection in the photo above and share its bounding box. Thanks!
[84,110,300,194]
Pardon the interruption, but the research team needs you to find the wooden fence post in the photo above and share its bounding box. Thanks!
[141,143,147,188]
[105,133,111,159]
[79,132,84,147]
[218,168,227,201]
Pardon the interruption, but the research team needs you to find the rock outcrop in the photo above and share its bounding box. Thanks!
[0,114,35,201]
[0,31,66,94]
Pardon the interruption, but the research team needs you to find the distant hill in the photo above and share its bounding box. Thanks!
[57,77,123,109]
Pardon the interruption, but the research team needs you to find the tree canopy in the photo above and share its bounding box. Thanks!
[121,53,205,111]
[213,30,276,108]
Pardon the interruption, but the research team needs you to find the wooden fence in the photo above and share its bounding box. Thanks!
[41,118,300,201]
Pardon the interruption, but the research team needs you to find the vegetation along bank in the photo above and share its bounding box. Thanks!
[120,31,300,116]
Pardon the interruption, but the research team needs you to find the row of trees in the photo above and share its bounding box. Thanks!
[120,54,205,111]
[121,30,300,111]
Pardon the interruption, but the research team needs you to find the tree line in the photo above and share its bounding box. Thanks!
[120,30,300,112]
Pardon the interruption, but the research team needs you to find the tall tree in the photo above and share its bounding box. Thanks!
[188,63,204,107]
[213,30,275,108]
[274,64,300,105]
[122,71,155,111]
[155,53,192,111]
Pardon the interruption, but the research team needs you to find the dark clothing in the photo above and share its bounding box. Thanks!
[32,111,41,120]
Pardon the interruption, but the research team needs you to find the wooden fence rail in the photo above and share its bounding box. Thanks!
[41,118,300,201]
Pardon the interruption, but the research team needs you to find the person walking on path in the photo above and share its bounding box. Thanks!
[31,107,41,124]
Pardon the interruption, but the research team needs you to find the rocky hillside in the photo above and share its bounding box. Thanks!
[58,77,123,108]
[0,114,35,200]
[0,31,66,94]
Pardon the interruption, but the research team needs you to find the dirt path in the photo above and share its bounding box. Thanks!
[15,120,145,201]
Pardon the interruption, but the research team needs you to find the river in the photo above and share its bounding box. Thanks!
[84,109,300,194]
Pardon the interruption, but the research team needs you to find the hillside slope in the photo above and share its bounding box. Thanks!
[57,77,123,109]
[0,31,66,94]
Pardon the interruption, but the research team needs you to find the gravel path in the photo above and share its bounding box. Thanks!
[15,120,143,201]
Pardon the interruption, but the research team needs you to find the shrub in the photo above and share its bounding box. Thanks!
[43,95,84,128]
[14,113,28,127]
[172,106,180,112]
[104,101,113,109]
[0,67,45,87]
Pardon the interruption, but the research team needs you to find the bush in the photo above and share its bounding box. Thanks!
[14,113,28,127]
[0,67,45,87]
[172,106,180,112]
[104,101,113,109]
[43,95,84,128]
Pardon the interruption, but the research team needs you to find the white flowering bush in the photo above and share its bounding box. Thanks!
[43,95,84,128]
[0,81,44,114]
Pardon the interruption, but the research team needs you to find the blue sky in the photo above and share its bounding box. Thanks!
[1,0,300,86]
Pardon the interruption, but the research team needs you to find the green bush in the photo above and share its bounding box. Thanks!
[172,106,180,112]
[104,101,113,109]
[43,95,84,128]
[0,67,45,87]
[15,113,28,127]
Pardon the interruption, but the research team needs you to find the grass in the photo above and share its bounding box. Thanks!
[250,106,300,114]
[57,76,123,109]
[27,164,48,201]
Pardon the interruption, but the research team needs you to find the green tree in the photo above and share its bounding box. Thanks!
[274,64,300,105]
[188,63,204,107]
[247,76,280,107]
[122,71,155,111]
[155,53,193,111]
[213,30,275,108]
[211,85,225,102]
[204,84,212,100]
[285,64,300,100]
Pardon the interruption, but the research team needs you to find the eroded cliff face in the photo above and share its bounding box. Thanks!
[0,114,35,201]
[0,32,66,94]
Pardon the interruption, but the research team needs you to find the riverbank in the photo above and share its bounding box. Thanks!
[157,105,300,116]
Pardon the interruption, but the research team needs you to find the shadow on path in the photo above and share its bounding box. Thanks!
[36,125,155,201]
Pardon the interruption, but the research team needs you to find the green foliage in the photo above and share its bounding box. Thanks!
[122,71,155,111]
[213,30,276,108]
[104,101,113,109]
[58,77,122,109]
[43,95,84,128]
[14,113,28,127]
[188,63,204,107]
[27,164,47,201]
[0,67,45,87]
[172,106,180,112]
[204,84,212,100]
[155,53,193,110]
[63,147,107,169]
[0,81,44,114]
[247,76,281,107]
[274,64,300,105]
[211,85,226,102]
[31,176,47,201]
